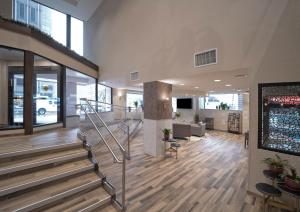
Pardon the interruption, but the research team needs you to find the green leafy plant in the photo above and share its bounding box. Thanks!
[262,154,288,176]
[162,128,172,140]
[219,102,230,110]
[263,154,288,168]
[175,112,181,119]
[284,167,300,190]
[133,101,138,108]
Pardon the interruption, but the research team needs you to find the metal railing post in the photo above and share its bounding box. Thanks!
[122,153,126,211]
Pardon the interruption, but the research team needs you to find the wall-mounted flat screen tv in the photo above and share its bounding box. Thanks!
[177,98,193,109]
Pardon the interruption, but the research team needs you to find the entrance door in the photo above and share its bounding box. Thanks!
[8,69,24,127]
[33,67,61,126]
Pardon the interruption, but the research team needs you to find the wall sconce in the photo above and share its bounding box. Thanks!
[118,92,122,100]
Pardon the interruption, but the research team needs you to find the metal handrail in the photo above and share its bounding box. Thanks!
[80,104,122,163]
[79,99,126,210]
[82,98,126,153]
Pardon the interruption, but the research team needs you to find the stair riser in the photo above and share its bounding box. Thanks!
[78,196,112,212]
[0,165,94,197]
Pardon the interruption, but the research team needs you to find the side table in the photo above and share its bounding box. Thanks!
[164,139,181,159]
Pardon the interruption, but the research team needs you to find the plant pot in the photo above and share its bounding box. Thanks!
[164,134,170,141]
[269,166,284,176]
[285,176,300,191]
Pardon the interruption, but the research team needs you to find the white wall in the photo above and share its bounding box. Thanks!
[84,0,281,87]
[248,1,300,206]
[175,96,198,122]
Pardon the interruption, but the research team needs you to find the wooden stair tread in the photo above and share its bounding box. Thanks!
[0,148,87,169]
[0,159,93,195]
[44,186,111,212]
[0,142,82,160]
[0,172,101,211]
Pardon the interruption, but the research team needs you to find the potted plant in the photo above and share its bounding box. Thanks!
[284,167,300,191]
[194,114,200,123]
[175,112,181,119]
[262,154,288,176]
[133,101,138,108]
[162,128,172,141]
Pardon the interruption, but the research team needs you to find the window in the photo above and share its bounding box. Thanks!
[14,0,67,45]
[258,82,300,156]
[33,55,62,126]
[126,92,143,109]
[201,94,243,110]
[98,84,112,112]
[71,17,83,55]
[66,69,96,116]
[0,47,24,130]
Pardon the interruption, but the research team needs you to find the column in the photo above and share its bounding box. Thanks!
[143,81,172,157]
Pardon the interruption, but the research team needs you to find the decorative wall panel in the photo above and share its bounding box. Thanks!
[258,82,300,156]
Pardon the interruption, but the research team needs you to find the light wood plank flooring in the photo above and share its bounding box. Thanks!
[0,128,268,212]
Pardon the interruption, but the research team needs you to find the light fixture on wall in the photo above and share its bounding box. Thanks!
[118,92,122,100]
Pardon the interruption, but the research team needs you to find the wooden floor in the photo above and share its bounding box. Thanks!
[0,128,268,212]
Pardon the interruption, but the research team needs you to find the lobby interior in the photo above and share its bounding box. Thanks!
[0,0,299,211]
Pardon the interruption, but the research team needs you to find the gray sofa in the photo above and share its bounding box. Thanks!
[173,122,206,138]
[172,123,191,138]
[191,123,206,137]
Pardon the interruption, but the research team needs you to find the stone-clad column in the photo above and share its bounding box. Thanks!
[143,81,172,157]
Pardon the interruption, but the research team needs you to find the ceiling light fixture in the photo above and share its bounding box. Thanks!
[225,84,232,87]
[214,79,221,82]
[234,74,248,78]
[209,90,215,93]
[180,83,185,86]
[195,86,199,89]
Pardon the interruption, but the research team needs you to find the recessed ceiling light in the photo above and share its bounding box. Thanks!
[234,74,248,78]
[195,86,199,89]
[225,84,232,87]
[180,83,185,86]
[209,90,215,93]
[214,79,221,82]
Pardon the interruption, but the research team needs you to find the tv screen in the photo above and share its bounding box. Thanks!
[177,98,193,109]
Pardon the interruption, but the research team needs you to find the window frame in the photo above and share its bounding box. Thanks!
[97,83,113,112]
[13,0,84,54]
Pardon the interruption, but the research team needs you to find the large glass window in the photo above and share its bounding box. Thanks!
[33,55,62,125]
[202,94,243,110]
[66,69,96,116]
[0,47,24,130]
[98,84,112,112]
[126,92,143,109]
[14,0,67,45]
[71,17,83,55]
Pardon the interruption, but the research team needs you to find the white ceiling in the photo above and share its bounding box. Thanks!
[35,0,104,21]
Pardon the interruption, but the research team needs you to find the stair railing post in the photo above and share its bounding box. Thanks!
[122,152,126,211]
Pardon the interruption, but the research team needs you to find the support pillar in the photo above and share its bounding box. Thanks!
[143,81,172,157]
[24,51,34,135]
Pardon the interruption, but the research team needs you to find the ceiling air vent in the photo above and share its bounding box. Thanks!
[194,48,217,67]
[130,71,139,81]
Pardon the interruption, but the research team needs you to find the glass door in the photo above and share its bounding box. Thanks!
[33,67,61,126]
[8,70,24,128]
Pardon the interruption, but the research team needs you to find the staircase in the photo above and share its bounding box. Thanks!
[0,99,142,211]
[0,142,117,211]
